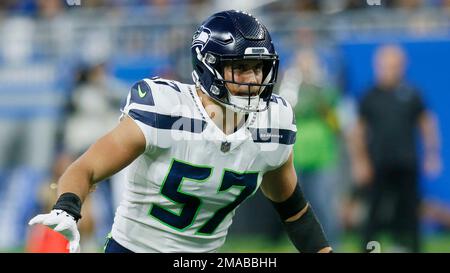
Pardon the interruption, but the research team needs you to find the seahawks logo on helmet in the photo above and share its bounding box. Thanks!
[191,27,211,51]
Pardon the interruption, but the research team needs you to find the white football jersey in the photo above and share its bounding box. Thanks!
[110,77,297,252]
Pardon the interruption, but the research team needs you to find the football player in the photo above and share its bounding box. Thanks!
[29,10,332,253]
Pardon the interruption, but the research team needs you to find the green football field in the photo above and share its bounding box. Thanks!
[220,232,450,253]
[2,232,449,253]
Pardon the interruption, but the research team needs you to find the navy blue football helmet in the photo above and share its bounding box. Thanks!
[191,10,279,112]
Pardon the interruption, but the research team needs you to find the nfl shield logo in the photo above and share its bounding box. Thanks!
[221,141,231,153]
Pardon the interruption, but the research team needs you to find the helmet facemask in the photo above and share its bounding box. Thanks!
[195,50,279,113]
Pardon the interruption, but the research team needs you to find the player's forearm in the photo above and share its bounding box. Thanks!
[46,156,97,222]
[55,118,145,202]
[282,202,331,253]
[56,158,96,203]
[262,154,331,252]
[284,196,333,253]
[268,182,331,253]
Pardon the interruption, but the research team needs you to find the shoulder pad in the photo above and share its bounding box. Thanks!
[127,80,155,106]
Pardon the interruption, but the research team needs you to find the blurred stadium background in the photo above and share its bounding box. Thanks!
[0,0,449,253]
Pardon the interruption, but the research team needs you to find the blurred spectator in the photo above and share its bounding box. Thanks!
[0,0,17,10]
[349,45,442,252]
[395,0,424,10]
[52,60,127,252]
[82,0,106,8]
[279,49,343,248]
[343,0,428,10]
[344,0,370,10]
[443,0,450,10]
[0,0,37,15]
[0,16,61,250]
[62,62,124,156]
[294,0,320,12]
[36,0,63,19]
